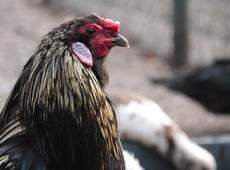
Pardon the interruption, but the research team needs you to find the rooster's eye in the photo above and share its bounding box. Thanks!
[86,28,96,36]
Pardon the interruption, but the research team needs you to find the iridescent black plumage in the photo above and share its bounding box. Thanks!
[0,14,126,170]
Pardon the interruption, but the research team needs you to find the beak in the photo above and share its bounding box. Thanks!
[112,34,129,48]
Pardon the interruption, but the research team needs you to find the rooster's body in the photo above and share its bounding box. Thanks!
[0,14,129,170]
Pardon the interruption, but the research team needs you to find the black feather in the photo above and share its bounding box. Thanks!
[152,59,230,113]
[0,133,46,170]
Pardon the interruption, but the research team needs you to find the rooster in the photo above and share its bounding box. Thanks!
[0,14,129,170]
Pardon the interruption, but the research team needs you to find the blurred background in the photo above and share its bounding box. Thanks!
[1,0,230,168]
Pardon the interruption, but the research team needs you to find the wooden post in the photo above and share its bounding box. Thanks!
[173,0,188,67]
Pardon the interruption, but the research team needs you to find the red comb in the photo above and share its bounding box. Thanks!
[100,18,120,33]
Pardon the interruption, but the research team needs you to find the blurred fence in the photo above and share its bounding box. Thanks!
[50,0,230,66]
[189,0,230,66]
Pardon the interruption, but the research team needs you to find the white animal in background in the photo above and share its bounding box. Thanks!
[110,91,216,170]
[123,150,144,170]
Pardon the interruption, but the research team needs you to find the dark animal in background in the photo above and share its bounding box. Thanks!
[0,14,129,170]
[152,59,230,113]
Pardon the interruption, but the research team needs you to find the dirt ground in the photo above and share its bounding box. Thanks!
[1,0,230,137]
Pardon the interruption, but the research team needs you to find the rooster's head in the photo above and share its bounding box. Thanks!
[67,14,129,67]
